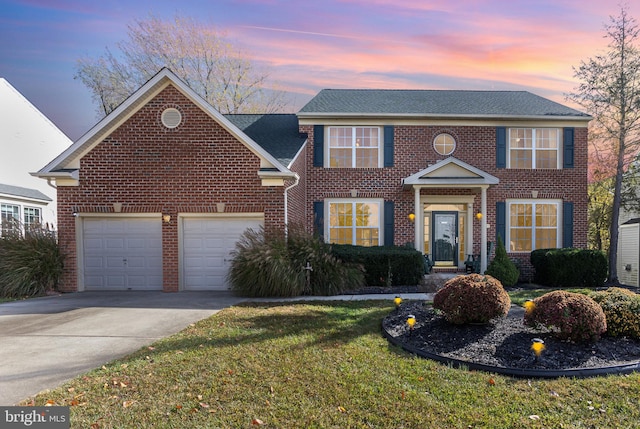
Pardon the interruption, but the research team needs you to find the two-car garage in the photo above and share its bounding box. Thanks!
[80,214,263,291]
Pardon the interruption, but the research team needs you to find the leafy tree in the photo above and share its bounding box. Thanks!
[567,6,640,283]
[588,177,613,252]
[75,14,288,117]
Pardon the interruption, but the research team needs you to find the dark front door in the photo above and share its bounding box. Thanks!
[432,211,458,264]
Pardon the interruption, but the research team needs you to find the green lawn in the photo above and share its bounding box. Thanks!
[23,300,640,428]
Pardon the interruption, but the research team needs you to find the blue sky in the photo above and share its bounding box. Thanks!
[1,0,638,140]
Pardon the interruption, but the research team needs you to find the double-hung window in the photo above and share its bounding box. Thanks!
[508,200,560,252]
[328,126,380,168]
[23,207,42,231]
[508,128,560,169]
[327,200,381,246]
[1,203,20,235]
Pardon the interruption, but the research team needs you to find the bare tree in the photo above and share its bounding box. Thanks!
[567,5,640,283]
[75,14,288,117]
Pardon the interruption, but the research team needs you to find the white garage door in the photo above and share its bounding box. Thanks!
[182,216,263,291]
[83,218,162,290]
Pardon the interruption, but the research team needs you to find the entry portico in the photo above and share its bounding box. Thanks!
[403,157,499,273]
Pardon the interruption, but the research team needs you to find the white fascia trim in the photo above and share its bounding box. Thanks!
[287,139,308,170]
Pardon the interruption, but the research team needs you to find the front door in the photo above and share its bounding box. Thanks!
[432,212,458,265]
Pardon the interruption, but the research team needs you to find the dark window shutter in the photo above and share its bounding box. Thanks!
[496,127,506,168]
[496,202,506,244]
[563,202,574,248]
[313,125,324,167]
[313,201,324,239]
[563,128,574,168]
[384,201,394,246]
[383,125,394,167]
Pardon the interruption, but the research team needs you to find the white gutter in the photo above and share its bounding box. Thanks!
[283,173,300,238]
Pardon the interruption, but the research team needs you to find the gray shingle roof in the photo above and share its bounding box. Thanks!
[298,89,590,118]
[0,183,51,201]
[224,114,307,167]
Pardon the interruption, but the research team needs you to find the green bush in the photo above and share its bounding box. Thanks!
[591,288,640,339]
[530,248,607,287]
[433,274,511,325]
[523,290,607,342]
[485,236,519,287]
[228,225,364,297]
[0,226,64,298]
[329,244,424,286]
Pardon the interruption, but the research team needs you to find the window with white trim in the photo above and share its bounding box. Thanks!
[327,199,381,246]
[508,128,560,169]
[328,126,381,168]
[23,207,42,231]
[1,203,20,236]
[508,200,561,252]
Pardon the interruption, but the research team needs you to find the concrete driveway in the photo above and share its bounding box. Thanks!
[0,291,246,405]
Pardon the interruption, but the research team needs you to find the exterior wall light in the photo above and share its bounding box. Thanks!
[476,212,483,220]
[408,213,416,222]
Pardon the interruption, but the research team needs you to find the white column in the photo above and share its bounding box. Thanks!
[480,186,488,273]
[467,203,474,259]
[414,186,421,252]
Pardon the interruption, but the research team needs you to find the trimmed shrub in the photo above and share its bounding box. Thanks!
[485,236,519,287]
[330,244,424,286]
[523,290,607,342]
[433,274,511,325]
[530,248,607,287]
[0,226,64,298]
[591,288,640,339]
[228,225,364,297]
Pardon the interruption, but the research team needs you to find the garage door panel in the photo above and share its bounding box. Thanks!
[83,218,162,290]
[182,217,262,291]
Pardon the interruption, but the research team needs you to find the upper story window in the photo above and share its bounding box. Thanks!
[508,128,560,169]
[433,133,456,156]
[328,126,381,168]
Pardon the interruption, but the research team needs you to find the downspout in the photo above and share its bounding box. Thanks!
[283,173,300,238]
[46,178,57,189]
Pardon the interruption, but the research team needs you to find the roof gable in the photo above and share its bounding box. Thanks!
[403,157,499,188]
[36,68,294,180]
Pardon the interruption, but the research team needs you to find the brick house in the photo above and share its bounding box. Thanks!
[36,68,590,292]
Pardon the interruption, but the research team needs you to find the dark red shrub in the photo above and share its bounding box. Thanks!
[523,291,606,342]
[433,274,511,325]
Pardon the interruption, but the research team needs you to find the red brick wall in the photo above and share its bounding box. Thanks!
[300,124,588,282]
[57,85,286,292]
[286,143,308,229]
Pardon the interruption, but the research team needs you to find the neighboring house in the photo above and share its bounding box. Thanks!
[35,68,591,292]
[0,183,52,236]
[0,78,73,231]
[618,218,639,287]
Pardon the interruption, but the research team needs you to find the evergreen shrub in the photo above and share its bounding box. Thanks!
[330,244,424,286]
[485,236,520,287]
[591,288,640,339]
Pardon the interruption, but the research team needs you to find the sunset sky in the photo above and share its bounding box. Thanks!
[1,0,638,140]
